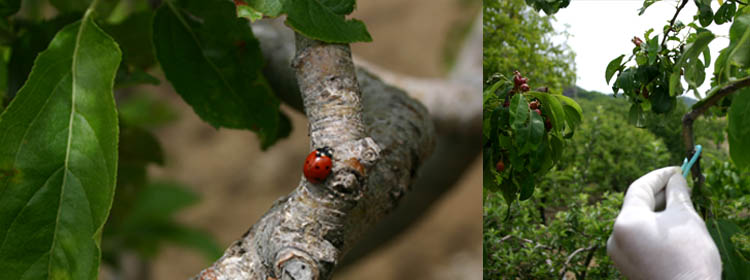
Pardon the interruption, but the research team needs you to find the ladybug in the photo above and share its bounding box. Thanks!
[303,147,333,184]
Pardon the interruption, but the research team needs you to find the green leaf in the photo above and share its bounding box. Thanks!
[319,0,356,15]
[647,35,659,65]
[669,71,683,96]
[714,2,736,25]
[615,68,638,94]
[605,54,624,84]
[728,14,750,67]
[509,93,527,130]
[153,0,284,149]
[636,52,648,66]
[482,110,492,144]
[0,12,121,280]
[638,0,661,15]
[515,121,531,154]
[554,94,583,137]
[628,103,646,127]
[528,110,545,151]
[714,50,731,84]
[499,178,518,204]
[246,0,284,17]
[0,0,21,17]
[483,147,499,192]
[706,219,750,279]
[524,0,570,15]
[650,84,674,113]
[282,0,372,43]
[549,133,564,163]
[685,58,706,89]
[674,31,715,71]
[728,88,750,170]
[237,5,264,21]
[527,91,565,132]
[702,47,711,67]
[7,15,80,99]
[696,1,714,27]
[484,80,505,99]
[517,172,535,201]
[528,134,548,172]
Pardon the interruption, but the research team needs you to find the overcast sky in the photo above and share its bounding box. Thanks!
[550,0,731,96]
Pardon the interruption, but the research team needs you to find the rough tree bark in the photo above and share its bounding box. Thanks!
[251,17,481,267]
[192,14,480,279]
[192,32,437,280]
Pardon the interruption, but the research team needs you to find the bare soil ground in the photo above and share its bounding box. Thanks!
[145,1,482,279]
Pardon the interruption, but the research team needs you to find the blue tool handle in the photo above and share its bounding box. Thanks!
[681,145,702,178]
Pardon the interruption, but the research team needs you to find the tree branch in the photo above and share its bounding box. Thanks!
[578,244,598,280]
[558,244,597,279]
[682,76,750,216]
[251,17,481,267]
[253,18,481,136]
[191,33,436,280]
[660,0,689,49]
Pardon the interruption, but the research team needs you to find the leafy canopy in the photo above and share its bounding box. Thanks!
[483,0,575,90]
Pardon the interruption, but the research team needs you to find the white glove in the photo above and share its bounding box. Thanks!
[607,167,722,280]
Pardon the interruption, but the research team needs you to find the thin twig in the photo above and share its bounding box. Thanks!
[661,0,689,49]
[559,244,597,279]
[579,245,599,280]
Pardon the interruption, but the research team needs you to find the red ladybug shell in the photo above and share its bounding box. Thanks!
[303,147,333,184]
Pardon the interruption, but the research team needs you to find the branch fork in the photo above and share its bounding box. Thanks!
[193,29,435,279]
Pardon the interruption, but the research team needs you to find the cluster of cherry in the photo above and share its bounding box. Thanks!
[495,71,554,173]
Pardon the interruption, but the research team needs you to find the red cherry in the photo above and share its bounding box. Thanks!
[632,36,643,47]
[529,100,539,110]
[534,109,542,116]
[303,147,333,184]
[496,160,505,172]
[503,100,510,107]
[520,84,530,92]
[514,74,525,87]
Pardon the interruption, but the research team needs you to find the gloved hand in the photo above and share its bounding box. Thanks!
[607,167,722,280]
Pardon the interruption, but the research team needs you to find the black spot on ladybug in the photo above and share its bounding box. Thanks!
[315,166,320,169]
[325,166,330,170]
